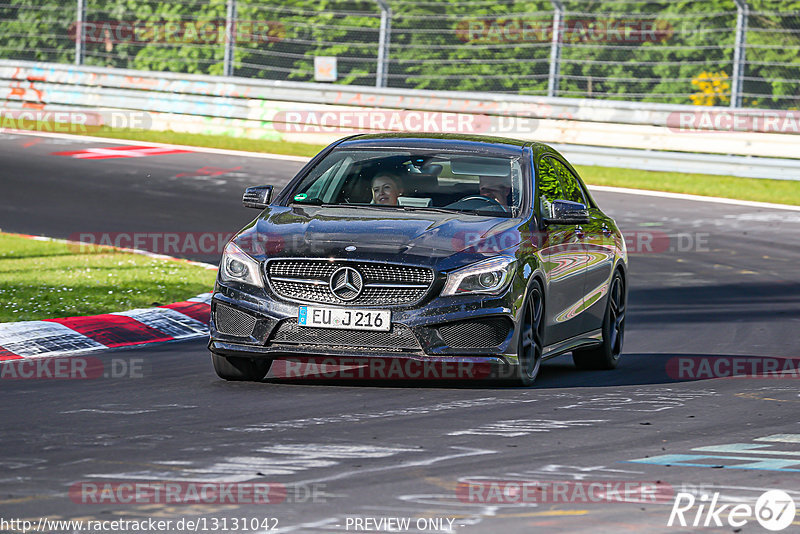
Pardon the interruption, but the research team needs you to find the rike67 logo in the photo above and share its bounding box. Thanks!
[668,490,796,531]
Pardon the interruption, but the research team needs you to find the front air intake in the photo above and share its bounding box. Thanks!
[214,303,256,337]
[437,317,512,349]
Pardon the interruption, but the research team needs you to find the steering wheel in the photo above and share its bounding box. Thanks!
[452,195,507,212]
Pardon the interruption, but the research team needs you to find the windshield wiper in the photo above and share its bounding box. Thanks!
[290,202,511,217]
[396,206,460,215]
[457,208,512,217]
[290,199,355,208]
[331,204,460,215]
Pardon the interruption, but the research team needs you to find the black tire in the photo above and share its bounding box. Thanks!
[211,353,271,381]
[511,281,545,386]
[573,270,625,370]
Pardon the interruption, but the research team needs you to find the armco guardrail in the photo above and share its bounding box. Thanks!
[1,60,799,180]
[550,145,800,182]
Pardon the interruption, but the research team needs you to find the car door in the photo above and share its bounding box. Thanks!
[536,155,588,345]
[553,158,617,334]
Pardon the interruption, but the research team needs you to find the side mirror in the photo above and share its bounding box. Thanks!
[543,199,589,225]
[242,185,273,209]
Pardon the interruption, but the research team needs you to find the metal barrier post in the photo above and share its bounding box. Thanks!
[224,0,237,77]
[731,0,749,108]
[375,0,391,88]
[547,0,564,98]
[75,0,85,65]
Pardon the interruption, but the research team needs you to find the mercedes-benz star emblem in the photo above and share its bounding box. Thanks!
[329,267,363,301]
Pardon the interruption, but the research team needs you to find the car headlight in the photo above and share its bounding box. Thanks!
[219,241,264,288]
[442,256,516,296]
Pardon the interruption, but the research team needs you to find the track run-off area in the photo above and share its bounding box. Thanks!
[1,131,799,533]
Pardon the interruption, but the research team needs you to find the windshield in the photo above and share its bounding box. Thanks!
[289,149,525,217]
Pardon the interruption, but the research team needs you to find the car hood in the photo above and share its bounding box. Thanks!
[232,205,523,269]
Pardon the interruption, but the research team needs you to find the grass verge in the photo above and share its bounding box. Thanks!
[0,233,216,323]
[14,125,800,205]
[576,165,800,206]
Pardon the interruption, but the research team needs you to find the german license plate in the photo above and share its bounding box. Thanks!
[298,306,391,332]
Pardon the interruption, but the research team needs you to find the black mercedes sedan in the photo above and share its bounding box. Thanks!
[208,133,628,386]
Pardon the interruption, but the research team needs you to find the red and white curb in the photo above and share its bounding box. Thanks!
[1,231,216,362]
[0,293,211,362]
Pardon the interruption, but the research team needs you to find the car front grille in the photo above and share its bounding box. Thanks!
[266,260,434,306]
[268,319,421,351]
[437,317,512,348]
[214,302,256,337]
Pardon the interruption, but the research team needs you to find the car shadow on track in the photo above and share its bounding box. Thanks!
[253,352,783,389]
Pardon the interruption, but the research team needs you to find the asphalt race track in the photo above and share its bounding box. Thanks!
[1,131,799,533]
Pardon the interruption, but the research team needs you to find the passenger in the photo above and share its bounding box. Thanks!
[371,173,404,206]
[479,175,511,208]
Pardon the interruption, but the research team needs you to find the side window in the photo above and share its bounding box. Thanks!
[319,158,353,203]
[301,158,344,200]
[552,159,587,205]
[537,157,564,215]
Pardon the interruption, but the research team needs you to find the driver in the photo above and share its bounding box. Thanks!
[479,174,511,208]
[371,173,404,206]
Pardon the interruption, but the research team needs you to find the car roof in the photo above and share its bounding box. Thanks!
[337,133,551,156]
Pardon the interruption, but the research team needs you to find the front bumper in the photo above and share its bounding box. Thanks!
[208,281,522,366]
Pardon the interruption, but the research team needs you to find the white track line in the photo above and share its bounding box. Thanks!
[6,128,798,211]
[3,128,310,162]
[588,185,800,212]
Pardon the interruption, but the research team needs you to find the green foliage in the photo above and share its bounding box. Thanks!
[0,0,797,108]
[0,233,216,322]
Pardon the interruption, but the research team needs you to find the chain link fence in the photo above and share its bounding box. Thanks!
[0,0,798,109]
